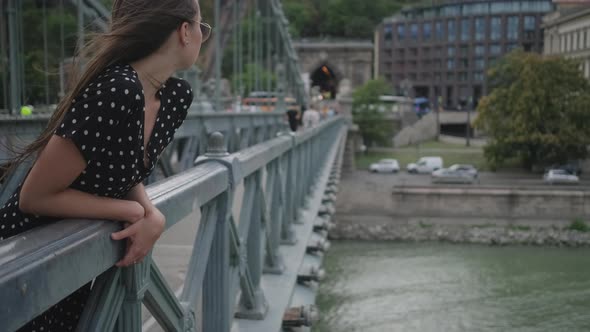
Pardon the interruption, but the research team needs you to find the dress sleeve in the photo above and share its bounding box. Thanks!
[54,76,142,163]
[172,78,194,128]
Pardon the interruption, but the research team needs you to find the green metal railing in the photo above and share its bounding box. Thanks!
[0,116,347,332]
[0,111,287,204]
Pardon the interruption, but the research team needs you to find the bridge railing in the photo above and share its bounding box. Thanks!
[0,116,346,332]
[0,111,286,203]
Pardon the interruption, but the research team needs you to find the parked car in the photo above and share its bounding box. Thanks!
[431,168,477,184]
[407,156,443,174]
[543,169,579,185]
[370,159,400,173]
[448,164,478,178]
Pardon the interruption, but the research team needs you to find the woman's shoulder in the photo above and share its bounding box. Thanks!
[91,64,143,93]
[164,77,194,111]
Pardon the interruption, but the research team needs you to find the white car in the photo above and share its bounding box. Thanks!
[370,159,400,173]
[431,168,477,184]
[544,169,579,185]
[407,156,443,174]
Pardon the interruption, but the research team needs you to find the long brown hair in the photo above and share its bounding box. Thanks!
[1,0,198,181]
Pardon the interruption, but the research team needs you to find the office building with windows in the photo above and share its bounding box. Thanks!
[375,0,554,109]
[543,5,590,79]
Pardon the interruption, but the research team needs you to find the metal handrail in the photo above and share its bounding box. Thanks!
[0,116,346,332]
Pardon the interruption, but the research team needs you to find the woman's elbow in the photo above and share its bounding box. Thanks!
[18,189,39,215]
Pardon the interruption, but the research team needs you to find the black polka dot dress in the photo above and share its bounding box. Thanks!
[0,63,193,331]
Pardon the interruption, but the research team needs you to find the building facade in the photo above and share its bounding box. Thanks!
[375,0,554,110]
[543,5,590,78]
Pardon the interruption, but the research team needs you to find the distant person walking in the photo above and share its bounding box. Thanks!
[302,104,320,129]
[286,107,300,132]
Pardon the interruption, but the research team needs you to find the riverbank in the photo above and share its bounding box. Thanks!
[330,217,590,246]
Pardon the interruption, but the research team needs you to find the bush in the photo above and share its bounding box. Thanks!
[567,219,589,232]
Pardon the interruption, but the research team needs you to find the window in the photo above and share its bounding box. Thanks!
[397,24,405,40]
[434,59,442,69]
[448,46,456,57]
[507,43,520,52]
[475,58,485,70]
[521,1,553,13]
[448,20,456,42]
[422,47,431,57]
[463,3,489,15]
[461,18,471,41]
[447,59,455,70]
[442,5,460,16]
[491,2,520,14]
[475,45,485,56]
[460,58,469,68]
[459,72,468,82]
[524,16,535,39]
[447,72,455,81]
[384,25,393,41]
[423,22,432,40]
[460,45,469,56]
[490,44,501,55]
[411,23,419,41]
[508,16,519,41]
[434,47,443,57]
[491,17,502,41]
[435,21,444,40]
[475,17,486,41]
[474,72,484,81]
[434,73,442,82]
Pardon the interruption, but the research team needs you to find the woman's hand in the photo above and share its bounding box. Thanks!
[111,207,166,267]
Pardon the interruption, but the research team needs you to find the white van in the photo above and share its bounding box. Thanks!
[407,156,443,174]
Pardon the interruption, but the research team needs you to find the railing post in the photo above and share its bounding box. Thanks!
[235,170,269,319]
[280,132,297,244]
[264,159,286,274]
[200,132,233,332]
[116,259,151,332]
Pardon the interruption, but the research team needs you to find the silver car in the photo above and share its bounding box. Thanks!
[448,164,478,178]
[431,168,477,184]
[543,169,579,185]
[370,159,400,173]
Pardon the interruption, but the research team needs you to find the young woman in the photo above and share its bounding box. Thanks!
[0,0,211,330]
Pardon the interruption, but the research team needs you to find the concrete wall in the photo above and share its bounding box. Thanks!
[393,112,437,147]
[379,187,590,222]
[336,183,590,224]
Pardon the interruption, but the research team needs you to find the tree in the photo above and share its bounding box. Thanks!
[230,63,276,97]
[475,50,590,171]
[352,78,392,148]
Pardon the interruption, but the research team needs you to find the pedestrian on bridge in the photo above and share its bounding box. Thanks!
[0,0,210,331]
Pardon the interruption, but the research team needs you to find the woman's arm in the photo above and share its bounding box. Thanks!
[19,135,144,223]
[125,182,156,215]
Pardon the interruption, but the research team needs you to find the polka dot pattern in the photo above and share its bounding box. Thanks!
[1,63,193,331]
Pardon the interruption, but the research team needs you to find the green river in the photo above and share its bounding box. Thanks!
[315,241,590,332]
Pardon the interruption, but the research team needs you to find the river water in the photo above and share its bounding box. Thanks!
[316,241,590,332]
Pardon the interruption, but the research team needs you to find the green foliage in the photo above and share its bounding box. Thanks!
[230,63,276,97]
[567,219,589,233]
[352,78,392,148]
[283,0,419,39]
[475,51,590,171]
[1,4,78,106]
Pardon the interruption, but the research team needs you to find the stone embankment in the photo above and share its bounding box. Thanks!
[329,221,590,247]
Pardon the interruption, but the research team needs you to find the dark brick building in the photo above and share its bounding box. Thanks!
[375,0,555,110]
